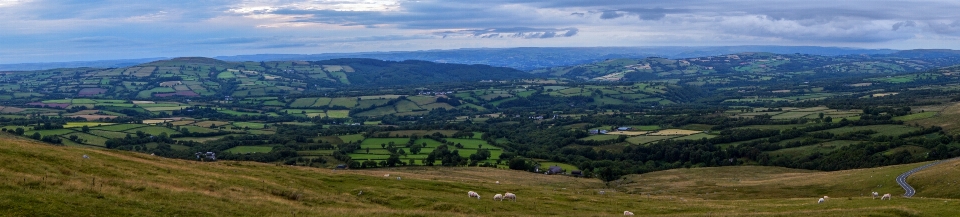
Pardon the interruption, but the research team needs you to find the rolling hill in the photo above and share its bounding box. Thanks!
[2,133,959,216]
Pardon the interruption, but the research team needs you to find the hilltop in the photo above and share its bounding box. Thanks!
[2,133,960,216]
[532,51,960,82]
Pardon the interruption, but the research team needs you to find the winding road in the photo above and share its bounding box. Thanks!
[896,157,960,197]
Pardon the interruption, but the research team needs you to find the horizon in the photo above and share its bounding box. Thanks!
[3,0,960,64]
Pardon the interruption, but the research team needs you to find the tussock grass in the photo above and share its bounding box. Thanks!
[1,134,959,216]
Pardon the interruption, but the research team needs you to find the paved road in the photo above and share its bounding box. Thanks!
[896,157,960,197]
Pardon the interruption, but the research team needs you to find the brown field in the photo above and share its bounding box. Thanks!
[649,129,701,136]
[0,106,25,113]
[169,120,196,126]
[67,115,117,120]
[872,92,899,97]
[142,119,172,124]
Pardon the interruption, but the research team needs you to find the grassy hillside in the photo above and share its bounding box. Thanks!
[2,134,960,216]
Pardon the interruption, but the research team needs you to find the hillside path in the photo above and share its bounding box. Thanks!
[896,157,960,197]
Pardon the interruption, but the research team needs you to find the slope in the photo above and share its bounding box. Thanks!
[2,133,960,216]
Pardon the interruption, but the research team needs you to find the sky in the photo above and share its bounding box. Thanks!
[2,0,960,64]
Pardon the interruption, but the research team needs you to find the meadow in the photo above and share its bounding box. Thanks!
[3,135,960,216]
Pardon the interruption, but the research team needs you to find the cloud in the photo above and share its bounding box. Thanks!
[435,27,578,39]
[892,21,916,31]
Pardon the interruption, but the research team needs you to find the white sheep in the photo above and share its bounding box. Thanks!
[881,193,892,200]
[624,211,634,216]
[503,192,516,201]
[396,177,401,180]
[818,198,825,204]
[384,174,390,177]
[493,194,503,201]
[872,192,879,199]
[599,190,605,195]
[496,181,500,184]
[822,196,829,201]
[468,191,481,200]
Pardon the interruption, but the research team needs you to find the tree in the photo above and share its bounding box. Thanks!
[15,127,24,135]
[81,125,90,133]
[31,132,41,140]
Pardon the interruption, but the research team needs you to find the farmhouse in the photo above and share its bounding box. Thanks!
[617,126,632,131]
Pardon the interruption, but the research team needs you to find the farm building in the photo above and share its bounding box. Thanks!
[571,170,583,177]
[336,164,347,169]
[546,166,563,175]
[617,127,632,131]
[195,152,217,161]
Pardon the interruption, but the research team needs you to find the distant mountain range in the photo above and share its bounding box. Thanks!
[0,46,915,71]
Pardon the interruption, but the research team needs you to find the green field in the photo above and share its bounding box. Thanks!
[62,132,109,147]
[894,112,938,121]
[337,134,365,144]
[24,129,75,137]
[819,124,920,137]
[444,138,490,149]
[224,145,273,154]
[124,126,180,136]
[360,138,409,148]
[232,122,265,129]
[88,130,130,139]
[63,122,115,128]
[92,124,146,132]
[329,97,357,108]
[626,135,676,145]
[579,134,621,141]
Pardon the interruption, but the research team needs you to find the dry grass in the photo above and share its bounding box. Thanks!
[911,102,960,133]
[908,158,960,198]
[2,134,959,216]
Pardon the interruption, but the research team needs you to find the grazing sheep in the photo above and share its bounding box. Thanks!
[822,196,829,201]
[396,177,401,180]
[872,192,879,199]
[881,193,892,200]
[468,191,481,200]
[496,181,500,184]
[494,194,503,201]
[384,174,390,177]
[623,211,634,216]
[503,192,517,201]
[599,190,606,195]
[818,198,825,204]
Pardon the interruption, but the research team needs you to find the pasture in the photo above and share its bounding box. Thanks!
[4,128,960,216]
[224,146,274,154]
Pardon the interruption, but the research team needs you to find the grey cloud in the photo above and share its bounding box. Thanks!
[435,27,578,39]
[600,11,623,19]
[892,21,917,31]
[927,20,960,34]
[188,37,265,45]
[591,8,687,21]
